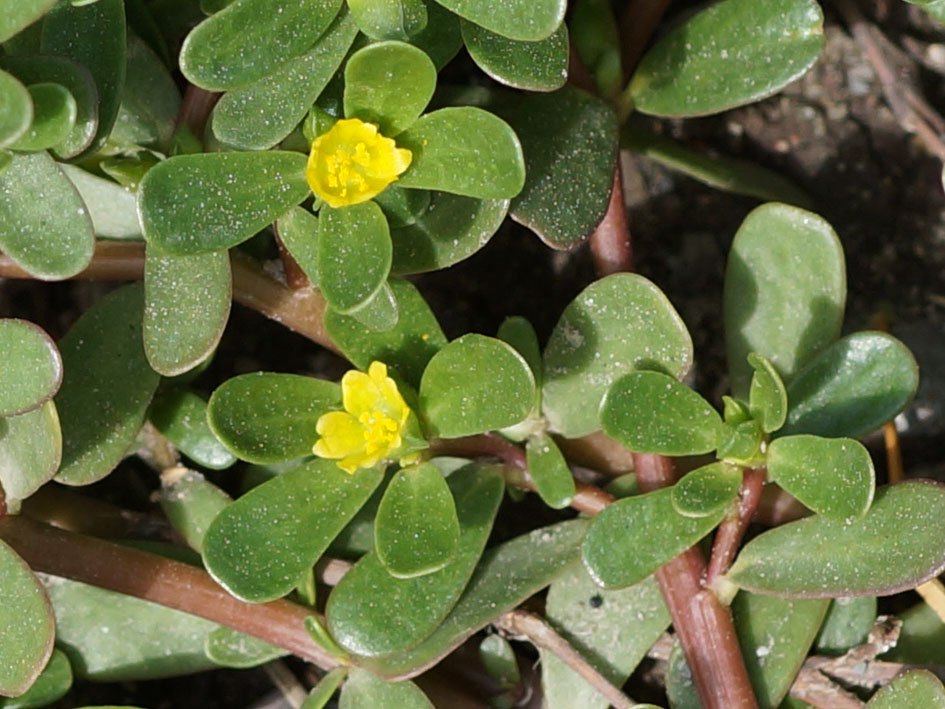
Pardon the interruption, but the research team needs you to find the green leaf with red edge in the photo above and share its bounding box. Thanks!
[461,20,568,92]
[433,0,565,41]
[0,401,62,503]
[339,668,433,709]
[0,320,61,417]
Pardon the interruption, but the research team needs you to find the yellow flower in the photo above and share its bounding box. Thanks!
[305,118,412,208]
[313,361,411,474]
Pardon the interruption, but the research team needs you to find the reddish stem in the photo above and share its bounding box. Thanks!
[706,468,766,584]
[589,162,633,276]
[272,222,311,291]
[175,84,221,138]
[619,0,674,78]
[0,515,341,670]
[633,454,758,709]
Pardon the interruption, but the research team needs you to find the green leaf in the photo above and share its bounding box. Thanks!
[151,389,236,470]
[497,316,541,383]
[766,435,874,520]
[570,0,621,97]
[318,201,392,314]
[733,592,828,709]
[212,9,357,150]
[277,207,320,286]
[600,371,722,456]
[0,0,56,44]
[582,486,727,589]
[139,151,309,254]
[359,519,587,679]
[37,573,219,680]
[344,41,436,137]
[747,353,788,433]
[110,31,180,151]
[10,83,75,152]
[0,320,61,417]
[158,469,232,551]
[207,372,340,463]
[623,119,814,209]
[627,0,824,117]
[433,0,565,41]
[0,542,53,698]
[55,285,160,486]
[348,0,426,40]
[882,601,945,665]
[374,185,431,228]
[479,635,519,690]
[325,278,446,388]
[715,419,763,465]
[339,669,433,709]
[143,245,231,376]
[0,401,62,503]
[724,203,845,399]
[346,281,399,332]
[390,192,509,274]
[461,20,568,91]
[727,481,945,597]
[204,627,285,668]
[304,615,349,659]
[397,107,525,199]
[867,670,945,708]
[419,334,535,438]
[0,56,97,159]
[302,667,347,709]
[671,462,741,519]
[41,0,126,157]
[408,0,462,69]
[375,462,460,578]
[0,70,30,150]
[814,597,876,655]
[0,649,71,709]
[328,464,503,656]
[542,273,693,437]
[0,151,94,280]
[180,0,342,90]
[203,459,383,602]
[541,564,670,709]
[526,432,574,509]
[504,86,617,248]
[60,165,141,239]
[780,332,918,439]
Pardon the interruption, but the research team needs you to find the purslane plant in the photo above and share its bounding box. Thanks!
[2,0,945,707]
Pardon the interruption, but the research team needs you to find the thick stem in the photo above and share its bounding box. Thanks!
[588,163,634,276]
[706,467,766,584]
[175,84,221,138]
[0,515,342,670]
[619,0,673,80]
[633,454,758,709]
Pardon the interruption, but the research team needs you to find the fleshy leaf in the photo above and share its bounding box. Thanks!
[339,669,433,709]
[727,481,945,597]
[180,0,342,90]
[419,334,535,438]
[503,86,616,249]
[317,201,392,314]
[204,627,285,668]
[408,0,462,69]
[0,542,53,698]
[149,390,237,471]
[733,592,829,708]
[724,203,845,399]
[143,245,231,376]
[60,165,141,240]
[814,597,876,655]
[600,370,722,456]
[479,635,519,690]
[358,519,588,679]
[497,316,541,383]
[211,9,356,150]
[541,564,670,709]
[325,278,446,388]
[202,459,383,602]
[344,41,436,137]
[207,372,340,463]
[0,648,71,709]
[276,207,320,286]
[0,0,56,44]
[0,70,30,150]
[671,463,741,519]
[867,670,945,708]
[375,463,460,578]
[0,320,61,417]
[347,0,427,40]
[570,0,621,97]
[328,465,503,656]
[766,435,874,520]
[390,192,509,274]
[158,469,232,551]
[0,151,94,280]
[302,667,347,709]
[542,273,693,437]
[138,151,309,254]
[779,332,918,439]
[10,83,75,152]
[0,401,62,503]
[461,20,568,92]
[40,0,126,157]
[432,0,565,41]
[396,107,525,199]
[525,432,574,509]
[55,285,160,486]
[748,352,788,433]
[627,0,824,117]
